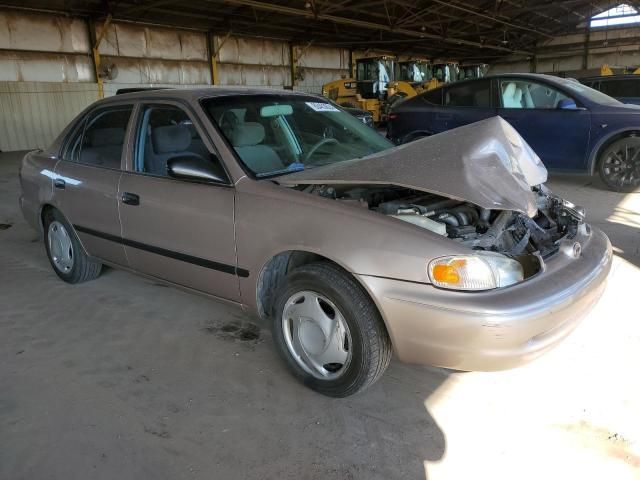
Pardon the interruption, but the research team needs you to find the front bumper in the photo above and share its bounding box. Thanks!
[357,226,612,371]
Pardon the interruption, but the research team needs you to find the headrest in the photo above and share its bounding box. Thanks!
[503,83,516,97]
[514,88,523,103]
[230,122,265,147]
[152,125,192,154]
[88,128,125,147]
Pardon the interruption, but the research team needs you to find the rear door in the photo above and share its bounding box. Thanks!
[53,104,134,266]
[496,77,591,170]
[435,79,497,131]
[118,101,241,302]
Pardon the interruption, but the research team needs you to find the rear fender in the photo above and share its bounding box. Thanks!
[587,128,640,175]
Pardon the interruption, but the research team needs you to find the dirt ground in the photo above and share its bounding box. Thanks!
[1,151,638,480]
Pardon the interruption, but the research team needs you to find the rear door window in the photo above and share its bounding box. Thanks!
[61,118,87,163]
[65,106,133,169]
[599,79,639,98]
[443,80,492,107]
[420,88,443,105]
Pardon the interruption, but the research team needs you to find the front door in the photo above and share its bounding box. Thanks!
[496,77,591,170]
[53,104,134,266]
[118,102,240,302]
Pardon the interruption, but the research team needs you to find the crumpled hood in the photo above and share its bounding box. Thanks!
[277,116,548,217]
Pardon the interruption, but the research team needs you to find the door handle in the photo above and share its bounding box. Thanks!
[436,113,453,119]
[54,178,66,189]
[121,192,140,206]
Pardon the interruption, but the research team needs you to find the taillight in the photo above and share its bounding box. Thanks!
[388,113,398,121]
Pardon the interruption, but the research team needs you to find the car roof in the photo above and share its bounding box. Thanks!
[579,75,640,82]
[434,73,575,89]
[96,86,320,105]
[488,73,576,84]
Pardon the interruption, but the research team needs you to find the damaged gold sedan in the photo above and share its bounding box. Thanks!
[19,89,612,396]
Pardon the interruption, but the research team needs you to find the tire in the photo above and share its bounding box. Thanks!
[43,208,102,284]
[597,136,640,193]
[402,132,430,144]
[271,262,392,397]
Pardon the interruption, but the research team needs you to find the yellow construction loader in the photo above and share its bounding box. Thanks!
[323,57,480,124]
[384,60,460,116]
[458,63,489,80]
[321,56,395,124]
[323,56,427,124]
[601,64,640,75]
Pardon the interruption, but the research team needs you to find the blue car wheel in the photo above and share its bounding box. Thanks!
[598,136,640,192]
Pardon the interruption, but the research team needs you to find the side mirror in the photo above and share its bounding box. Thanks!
[167,154,228,184]
[557,98,580,110]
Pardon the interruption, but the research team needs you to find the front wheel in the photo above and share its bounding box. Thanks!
[271,263,392,397]
[597,136,640,192]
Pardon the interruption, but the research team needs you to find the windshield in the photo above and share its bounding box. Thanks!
[203,94,392,178]
[356,60,377,81]
[559,77,623,105]
[432,64,458,83]
[399,62,429,83]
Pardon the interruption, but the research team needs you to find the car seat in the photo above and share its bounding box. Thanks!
[182,122,210,159]
[146,124,204,175]
[522,86,535,108]
[229,122,285,174]
[502,83,523,108]
[80,127,125,168]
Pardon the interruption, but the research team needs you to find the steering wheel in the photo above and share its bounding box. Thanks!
[304,137,339,163]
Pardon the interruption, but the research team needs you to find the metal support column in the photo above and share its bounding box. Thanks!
[289,42,297,89]
[207,31,216,85]
[582,27,591,71]
[87,14,112,99]
[211,32,232,86]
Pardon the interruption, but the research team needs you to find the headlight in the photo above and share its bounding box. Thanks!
[428,252,524,291]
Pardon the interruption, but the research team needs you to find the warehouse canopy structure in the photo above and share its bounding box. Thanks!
[2,0,635,61]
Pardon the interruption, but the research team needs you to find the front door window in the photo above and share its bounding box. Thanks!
[134,105,215,177]
[500,80,573,109]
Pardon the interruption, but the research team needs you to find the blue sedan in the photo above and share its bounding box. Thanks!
[387,73,640,192]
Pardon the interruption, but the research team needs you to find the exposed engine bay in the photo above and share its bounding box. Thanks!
[303,183,586,259]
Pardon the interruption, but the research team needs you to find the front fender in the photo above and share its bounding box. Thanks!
[234,177,468,312]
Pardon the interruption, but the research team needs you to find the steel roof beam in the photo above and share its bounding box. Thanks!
[220,0,532,53]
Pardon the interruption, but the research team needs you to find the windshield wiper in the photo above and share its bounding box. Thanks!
[256,162,309,178]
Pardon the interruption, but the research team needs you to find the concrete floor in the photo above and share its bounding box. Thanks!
[0,150,638,480]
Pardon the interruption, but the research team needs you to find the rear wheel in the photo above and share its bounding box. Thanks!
[43,209,102,283]
[403,132,430,144]
[597,136,640,192]
[271,263,392,397]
